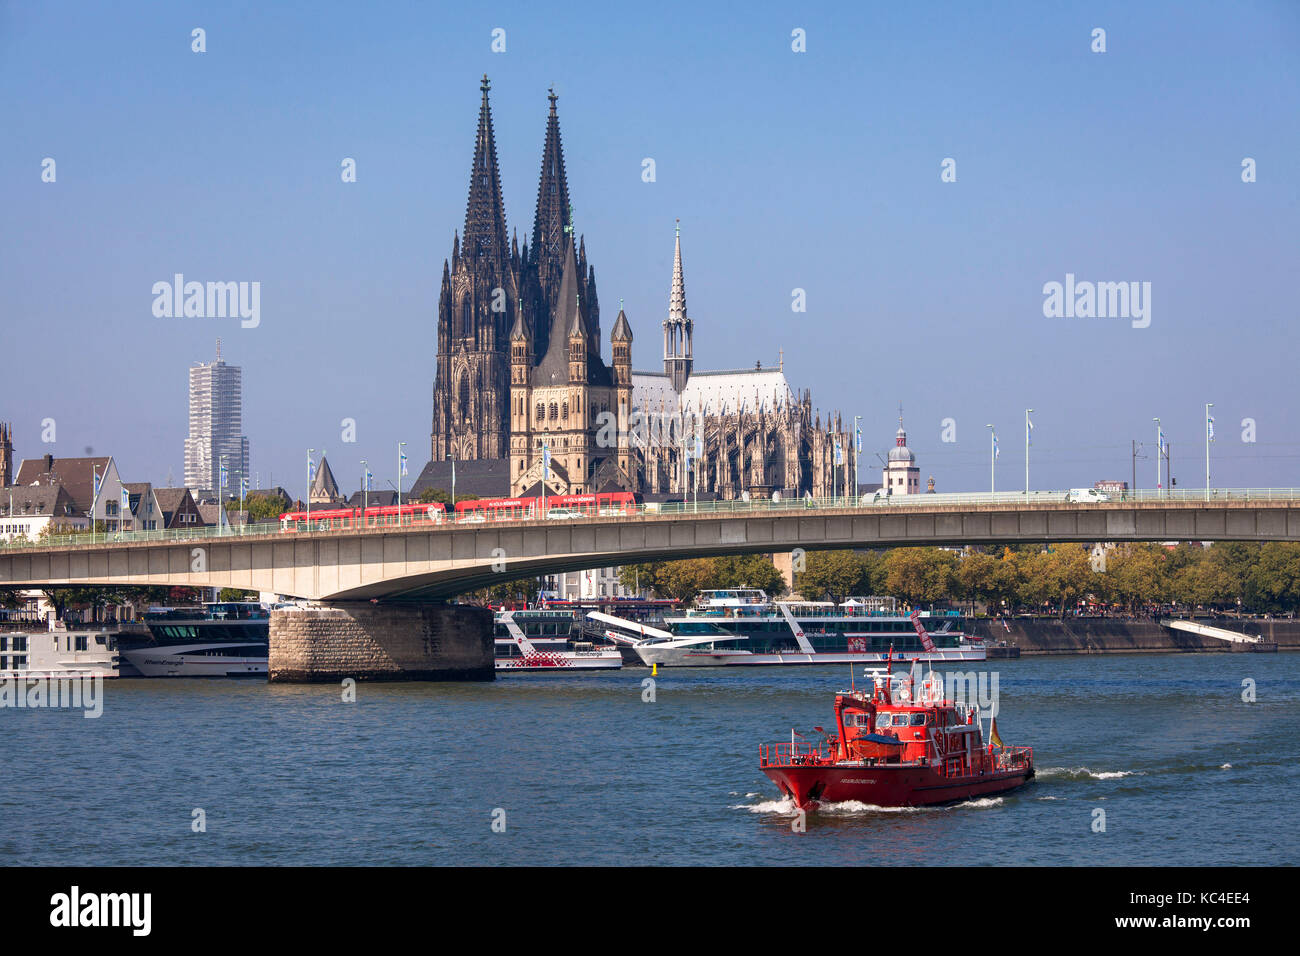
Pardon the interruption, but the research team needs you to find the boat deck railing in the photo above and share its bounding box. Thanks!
[995,746,1033,771]
[759,741,833,768]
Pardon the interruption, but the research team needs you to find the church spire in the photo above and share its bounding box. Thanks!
[669,219,688,326]
[664,219,693,391]
[531,86,572,307]
[462,74,509,265]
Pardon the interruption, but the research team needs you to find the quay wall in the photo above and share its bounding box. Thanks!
[970,617,1300,655]
[269,602,494,683]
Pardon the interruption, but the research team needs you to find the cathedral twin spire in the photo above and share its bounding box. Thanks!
[532,87,571,314]
[461,75,510,267]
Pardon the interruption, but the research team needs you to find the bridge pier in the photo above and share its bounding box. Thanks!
[268,603,495,683]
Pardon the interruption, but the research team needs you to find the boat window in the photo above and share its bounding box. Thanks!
[876,713,893,729]
[909,713,927,727]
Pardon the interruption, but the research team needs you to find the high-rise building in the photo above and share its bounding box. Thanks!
[183,340,249,499]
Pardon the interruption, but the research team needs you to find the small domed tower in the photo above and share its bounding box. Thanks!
[883,414,921,495]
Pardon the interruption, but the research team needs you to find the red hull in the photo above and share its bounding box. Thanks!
[763,763,1034,810]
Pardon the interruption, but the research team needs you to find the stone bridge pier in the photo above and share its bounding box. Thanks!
[268,602,495,683]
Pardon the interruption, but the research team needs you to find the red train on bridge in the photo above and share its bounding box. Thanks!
[279,491,638,532]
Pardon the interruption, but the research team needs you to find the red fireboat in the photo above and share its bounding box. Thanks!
[759,657,1034,809]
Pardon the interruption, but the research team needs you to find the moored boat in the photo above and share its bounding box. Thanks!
[759,658,1034,809]
[0,623,120,679]
[120,602,269,677]
[596,590,984,667]
[494,609,622,671]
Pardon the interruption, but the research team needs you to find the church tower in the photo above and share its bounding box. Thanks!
[663,220,693,392]
[610,305,635,482]
[0,422,12,488]
[431,75,524,462]
[508,300,533,491]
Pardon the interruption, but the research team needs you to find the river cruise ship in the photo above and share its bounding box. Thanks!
[595,590,984,667]
[0,624,120,679]
[119,602,270,678]
[494,609,623,671]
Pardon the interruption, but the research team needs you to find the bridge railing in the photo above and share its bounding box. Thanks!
[2,488,1299,553]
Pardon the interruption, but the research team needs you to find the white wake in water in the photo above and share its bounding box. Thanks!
[1039,766,1144,781]
[733,795,1004,815]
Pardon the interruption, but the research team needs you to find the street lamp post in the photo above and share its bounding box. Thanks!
[361,460,369,518]
[219,455,227,535]
[397,442,407,525]
[1153,419,1161,495]
[986,424,995,493]
[853,414,861,504]
[1024,408,1033,496]
[1205,403,1214,501]
[306,449,314,525]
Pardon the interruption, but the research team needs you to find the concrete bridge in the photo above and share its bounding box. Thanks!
[3,492,1297,681]
[3,493,1298,602]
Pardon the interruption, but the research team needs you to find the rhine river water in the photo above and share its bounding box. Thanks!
[2,652,1295,866]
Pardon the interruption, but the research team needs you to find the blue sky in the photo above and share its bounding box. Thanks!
[2,0,1297,496]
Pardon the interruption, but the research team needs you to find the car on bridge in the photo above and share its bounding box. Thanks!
[1066,488,1110,503]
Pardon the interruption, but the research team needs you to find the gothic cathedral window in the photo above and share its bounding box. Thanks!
[458,376,471,424]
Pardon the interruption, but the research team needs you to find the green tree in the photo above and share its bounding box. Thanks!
[712,554,786,594]
[797,550,872,603]
[459,576,543,606]
[954,551,1000,613]
[883,547,957,606]
[227,491,289,523]
[1245,542,1300,612]
[1103,544,1169,612]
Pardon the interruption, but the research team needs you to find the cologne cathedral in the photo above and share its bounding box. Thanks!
[429,76,854,501]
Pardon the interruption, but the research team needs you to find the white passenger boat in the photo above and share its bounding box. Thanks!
[0,624,120,679]
[594,590,985,667]
[494,609,623,671]
[119,602,269,678]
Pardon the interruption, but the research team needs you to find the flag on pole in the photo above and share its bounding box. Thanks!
[220,461,228,489]
[120,487,130,513]
[364,468,372,491]
[993,431,999,459]
[1158,426,1166,454]
[1207,414,1215,442]
[93,471,102,498]
[240,474,249,496]
[399,449,408,477]
[989,717,1004,749]
[1026,415,1033,445]
[307,452,315,483]
[834,440,844,465]
[855,423,862,453]
[542,443,551,479]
